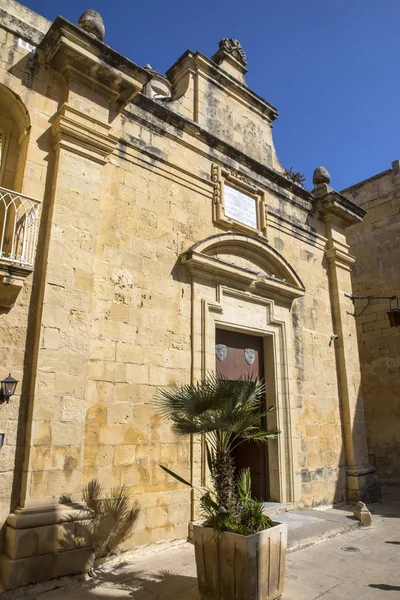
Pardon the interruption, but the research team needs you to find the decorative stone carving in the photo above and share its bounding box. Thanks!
[77,9,105,41]
[211,164,267,238]
[244,348,255,365]
[225,167,257,190]
[215,344,227,362]
[353,501,372,526]
[313,166,331,187]
[219,38,247,66]
[211,164,222,212]
[143,65,171,99]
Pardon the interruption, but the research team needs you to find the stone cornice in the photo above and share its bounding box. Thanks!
[166,50,278,123]
[0,1,50,46]
[132,94,315,206]
[315,185,366,227]
[0,8,45,46]
[39,17,151,113]
[313,184,367,227]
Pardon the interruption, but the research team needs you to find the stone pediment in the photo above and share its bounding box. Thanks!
[181,233,305,300]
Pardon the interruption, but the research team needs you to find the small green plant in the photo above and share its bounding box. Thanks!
[200,468,273,536]
[157,374,279,536]
[283,167,306,187]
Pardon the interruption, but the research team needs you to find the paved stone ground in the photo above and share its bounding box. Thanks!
[10,489,400,599]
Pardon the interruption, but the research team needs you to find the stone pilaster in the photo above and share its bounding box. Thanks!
[315,180,380,503]
[0,17,150,590]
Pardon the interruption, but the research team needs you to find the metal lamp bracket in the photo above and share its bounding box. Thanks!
[345,294,399,317]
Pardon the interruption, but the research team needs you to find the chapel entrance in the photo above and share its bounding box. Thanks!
[215,328,270,501]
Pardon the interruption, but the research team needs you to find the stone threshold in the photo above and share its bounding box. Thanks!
[266,504,361,552]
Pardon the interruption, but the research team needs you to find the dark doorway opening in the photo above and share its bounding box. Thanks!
[215,328,269,501]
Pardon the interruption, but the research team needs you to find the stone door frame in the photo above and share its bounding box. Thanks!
[193,284,296,503]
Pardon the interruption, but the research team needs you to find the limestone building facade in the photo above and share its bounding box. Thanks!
[344,161,400,486]
[0,0,378,589]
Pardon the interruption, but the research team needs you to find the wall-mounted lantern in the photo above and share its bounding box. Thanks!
[0,373,18,403]
[387,297,400,327]
[345,294,400,327]
[0,433,4,450]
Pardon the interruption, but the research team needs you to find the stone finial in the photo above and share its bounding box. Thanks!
[312,166,331,187]
[77,9,105,41]
[218,38,247,66]
[353,501,372,527]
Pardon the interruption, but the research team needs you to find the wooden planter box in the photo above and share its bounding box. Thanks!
[193,522,287,600]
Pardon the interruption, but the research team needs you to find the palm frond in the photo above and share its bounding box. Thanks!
[157,374,268,445]
[159,464,193,487]
[239,429,281,442]
[156,372,280,527]
[206,443,215,475]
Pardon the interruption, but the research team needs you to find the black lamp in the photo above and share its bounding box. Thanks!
[387,297,400,327]
[0,374,18,403]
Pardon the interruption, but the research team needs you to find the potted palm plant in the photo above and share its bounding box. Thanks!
[157,374,287,600]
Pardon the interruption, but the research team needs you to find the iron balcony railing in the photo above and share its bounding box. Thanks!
[0,186,41,269]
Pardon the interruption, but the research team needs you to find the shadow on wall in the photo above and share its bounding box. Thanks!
[61,479,141,560]
[331,382,379,507]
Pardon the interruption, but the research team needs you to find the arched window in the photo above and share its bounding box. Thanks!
[0,85,40,307]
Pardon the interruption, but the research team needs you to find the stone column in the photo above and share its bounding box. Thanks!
[314,169,380,503]
[0,17,149,589]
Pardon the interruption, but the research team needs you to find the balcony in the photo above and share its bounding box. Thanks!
[0,186,41,308]
[0,186,41,268]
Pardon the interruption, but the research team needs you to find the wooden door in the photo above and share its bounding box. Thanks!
[215,329,269,501]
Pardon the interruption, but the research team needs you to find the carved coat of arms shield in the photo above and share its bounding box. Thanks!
[244,348,256,365]
[215,344,227,362]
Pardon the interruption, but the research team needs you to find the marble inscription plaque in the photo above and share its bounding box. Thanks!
[224,184,257,229]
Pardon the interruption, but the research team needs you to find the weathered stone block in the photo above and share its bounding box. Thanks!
[353,501,372,527]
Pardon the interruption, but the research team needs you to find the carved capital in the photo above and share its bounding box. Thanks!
[325,244,355,272]
[52,104,117,164]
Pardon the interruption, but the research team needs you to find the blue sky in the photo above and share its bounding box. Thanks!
[23,0,400,190]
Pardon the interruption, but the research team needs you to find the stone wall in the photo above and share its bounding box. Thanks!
[344,162,400,484]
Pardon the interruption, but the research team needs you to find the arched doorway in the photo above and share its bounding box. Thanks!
[181,232,305,505]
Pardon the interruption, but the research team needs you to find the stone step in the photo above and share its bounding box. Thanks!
[275,506,361,552]
[262,502,287,516]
